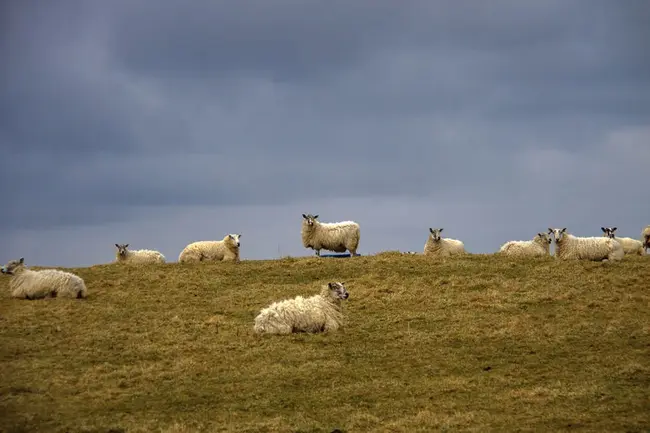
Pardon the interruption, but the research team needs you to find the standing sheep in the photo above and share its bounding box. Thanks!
[642,225,650,254]
[548,228,624,262]
[1,257,87,300]
[499,232,552,258]
[301,214,360,257]
[115,244,166,264]
[254,282,350,335]
[178,234,241,263]
[423,228,466,257]
[600,227,645,256]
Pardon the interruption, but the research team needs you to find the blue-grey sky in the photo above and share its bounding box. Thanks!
[1,0,649,267]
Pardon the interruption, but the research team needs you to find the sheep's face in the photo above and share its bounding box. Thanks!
[115,244,130,258]
[228,234,241,247]
[302,213,319,226]
[1,257,25,275]
[548,228,567,243]
[536,233,552,244]
[328,282,349,300]
[429,228,443,241]
[601,227,617,239]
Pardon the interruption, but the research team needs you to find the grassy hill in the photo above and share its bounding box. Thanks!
[1,253,649,432]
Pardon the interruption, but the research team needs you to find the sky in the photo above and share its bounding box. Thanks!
[1,0,649,267]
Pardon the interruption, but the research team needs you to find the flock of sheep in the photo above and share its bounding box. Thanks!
[2,214,649,336]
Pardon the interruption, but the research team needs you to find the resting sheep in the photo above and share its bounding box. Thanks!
[115,244,166,264]
[1,257,87,300]
[423,228,466,257]
[601,227,645,256]
[301,214,360,257]
[178,234,241,263]
[642,225,650,254]
[499,232,552,258]
[254,282,350,335]
[548,228,624,262]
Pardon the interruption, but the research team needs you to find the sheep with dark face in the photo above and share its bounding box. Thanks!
[1,258,87,300]
[178,234,241,263]
[254,282,350,335]
[301,214,360,257]
[600,227,645,256]
[423,228,466,257]
[549,228,623,262]
[115,244,166,264]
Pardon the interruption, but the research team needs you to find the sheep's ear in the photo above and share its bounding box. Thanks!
[538,233,543,237]
[611,227,617,232]
[313,215,319,219]
[561,228,566,233]
[125,244,129,248]
[429,228,434,234]
[302,214,308,219]
[601,227,607,233]
[19,257,24,263]
[328,282,333,289]
[439,228,443,232]
[238,233,242,238]
[547,228,553,233]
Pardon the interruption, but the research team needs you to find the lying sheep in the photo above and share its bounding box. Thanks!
[642,225,650,254]
[254,282,350,335]
[115,244,166,264]
[548,228,624,262]
[423,228,466,257]
[601,227,645,256]
[178,234,241,263]
[499,232,552,258]
[1,257,87,300]
[301,214,360,257]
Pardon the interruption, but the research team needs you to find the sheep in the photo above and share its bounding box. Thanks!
[548,227,624,262]
[600,227,645,256]
[301,214,360,257]
[499,232,552,258]
[642,225,650,254]
[178,234,241,263]
[423,228,466,257]
[254,281,350,335]
[1,257,87,300]
[115,244,166,264]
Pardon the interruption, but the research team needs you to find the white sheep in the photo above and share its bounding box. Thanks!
[115,244,166,264]
[423,228,466,257]
[548,227,624,262]
[1,257,87,300]
[254,282,350,335]
[600,227,645,256]
[642,225,650,254]
[499,232,552,258]
[301,214,360,257]
[178,234,241,263]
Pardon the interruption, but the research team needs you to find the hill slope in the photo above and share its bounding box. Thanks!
[1,253,649,432]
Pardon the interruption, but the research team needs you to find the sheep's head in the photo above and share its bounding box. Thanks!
[228,234,241,247]
[601,227,617,238]
[327,282,349,300]
[115,244,130,258]
[302,213,319,226]
[548,228,567,243]
[536,233,552,244]
[1,257,25,275]
[429,228,443,241]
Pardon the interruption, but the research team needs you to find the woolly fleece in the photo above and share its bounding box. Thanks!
[178,234,241,263]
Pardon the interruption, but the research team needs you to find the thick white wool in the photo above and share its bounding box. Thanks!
[499,233,551,258]
[301,214,360,256]
[178,234,241,263]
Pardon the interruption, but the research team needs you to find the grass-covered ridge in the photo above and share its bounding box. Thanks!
[1,253,649,432]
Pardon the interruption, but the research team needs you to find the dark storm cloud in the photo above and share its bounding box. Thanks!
[1,0,649,265]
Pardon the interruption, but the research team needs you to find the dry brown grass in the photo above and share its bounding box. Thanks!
[1,253,649,433]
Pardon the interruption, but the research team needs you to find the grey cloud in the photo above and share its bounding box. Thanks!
[1,0,649,265]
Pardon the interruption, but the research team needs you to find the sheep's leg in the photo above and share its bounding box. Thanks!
[315,249,321,257]
[349,247,357,256]
[50,290,57,298]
